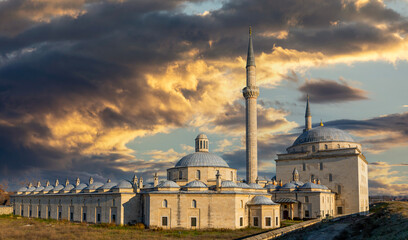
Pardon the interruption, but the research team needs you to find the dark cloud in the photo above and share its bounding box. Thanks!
[0,0,406,188]
[298,78,369,103]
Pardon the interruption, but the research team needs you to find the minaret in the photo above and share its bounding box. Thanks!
[304,95,312,132]
[243,27,259,184]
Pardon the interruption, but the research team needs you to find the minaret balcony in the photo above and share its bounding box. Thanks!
[242,86,259,99]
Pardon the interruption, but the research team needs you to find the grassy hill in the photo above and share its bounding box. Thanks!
[277,201,408,240]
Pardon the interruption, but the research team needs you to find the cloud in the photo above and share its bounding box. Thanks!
[298,78,369,103]
[368,161,408,195]
[0,0,408,188]
[326,112,408,153]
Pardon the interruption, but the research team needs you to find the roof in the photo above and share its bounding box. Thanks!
[17,187,27,192]
[44,185,54,191]
[248,196,277,205]
[34,186,45,192]
[158,180,180,188]
[184,180,206,188]
[246,27,255,67]
[300,182,329,190]
[264,184,279,190]
[237,182,250,189]
[75,183,88,191]
[248,183,263,189]
[53,185,64,191]
[63,184,75,191]
[275,198,299,203]
[282,182,297,189]
[195,133,208,139]
[175,152,229,168]
[221,181,239,188]
[292,126,355,147]
[86,182,104,190]
[101,182,117,190]
[114,180,133,189]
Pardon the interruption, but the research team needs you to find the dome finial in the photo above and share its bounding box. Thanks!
[320,119,324,126]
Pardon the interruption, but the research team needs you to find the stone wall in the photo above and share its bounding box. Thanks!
[0,206,13,215]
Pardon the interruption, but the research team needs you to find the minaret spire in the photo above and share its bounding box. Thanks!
[304,94,312,132]
[243,27,259,183]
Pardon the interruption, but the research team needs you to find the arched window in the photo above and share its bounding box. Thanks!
[231,171,234,181]
[329,174,333,182]
[200,141,202,148]
[303,163,306,171]
[162,200,167,208]
[312,145,316,152]
[348,144,351,148]
[192,200,197,208]
[97,199,100,206]
[325,144,328,150]
[179,170,183,180]
[240,200,243,208]
[337,144,341,149]
[196,170,201,180]
[112,199,115,206]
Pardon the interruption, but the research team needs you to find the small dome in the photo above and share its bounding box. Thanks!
[292,126,354,147]
[43,185,54,192]
[17,187,27,192]
[184,180,207,188]
[290,180,304,186]
[248,183,263,189]
[53,185,64,191]
[249,196,277,205]
[114,180,133,189]
[158,180,180,188]
[300,182,328,190]
[282,182,297,189]
[144,183,154,188]
[264,184,279,190]
[63,184,75,191]
[221,181,239,188]
[175,152,229,168]
[86,182,104,190]
[34,186,45,192]
[237,182,250,188]
[74,183,88,191]
[101,182,117,190]
[196,133,208,139]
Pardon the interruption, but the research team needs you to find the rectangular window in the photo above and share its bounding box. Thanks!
[191,217,197,227]
[21,210,24,216]
[320,162,323,170]
[276,217,279,226]
[305,196,309,203]
[265,217,271,227]
[253,217,259,227]
[305,210,310,218]
[162,216,168,226]
[70,212,74,221]
[29,209,32,217]
[111,214,116,223]
[338,185,342,194]
[97,214,101,223]
[240,217,243,226]
[48,210,51,218]
[329,174,333,182]
[38,211,41,218]
[303,163,306,171]
[337,207,343,215]
[58,211,62,220]
[83,213,87,221]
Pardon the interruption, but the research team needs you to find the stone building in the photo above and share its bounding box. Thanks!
[10,28,367,229]
[275,97,369,215]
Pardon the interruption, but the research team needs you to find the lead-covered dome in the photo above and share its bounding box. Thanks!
[175,152,229,168]
[292,126,354,147]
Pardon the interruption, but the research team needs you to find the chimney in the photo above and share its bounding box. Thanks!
[153,173,159,187]
[55,179,59,186]
[37,181,41,188]
[89,177,94,185]
[45,180,50,187]
[216,172,222,191]
[75,177,80,186]
[139,177,143,189]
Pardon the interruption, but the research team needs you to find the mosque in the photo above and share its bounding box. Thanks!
[10,29,369,229]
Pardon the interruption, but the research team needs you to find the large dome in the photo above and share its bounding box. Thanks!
[175,152,229,168]
[292,126,354,147]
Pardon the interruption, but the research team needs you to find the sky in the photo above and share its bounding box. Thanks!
[0,0,407,195]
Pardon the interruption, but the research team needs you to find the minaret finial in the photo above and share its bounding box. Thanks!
[246,27,255,68]
[320,119,324,126]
